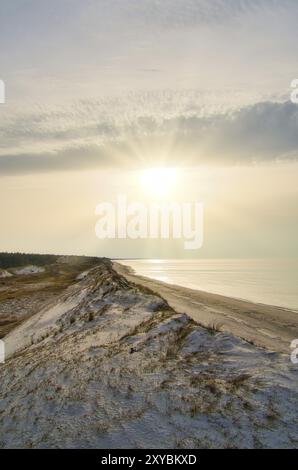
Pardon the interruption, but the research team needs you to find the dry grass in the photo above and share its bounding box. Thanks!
[0,257,100,338]
[228,373,251,390]
[0,316,24,337]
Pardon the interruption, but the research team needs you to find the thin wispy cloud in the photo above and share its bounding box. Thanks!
[1,0,297,105]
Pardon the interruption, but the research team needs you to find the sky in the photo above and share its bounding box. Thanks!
[0,0,297,258]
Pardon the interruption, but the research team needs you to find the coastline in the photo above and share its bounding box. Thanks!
[114,261,298,354]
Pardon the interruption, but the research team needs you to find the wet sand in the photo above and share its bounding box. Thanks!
[114,262,298,354]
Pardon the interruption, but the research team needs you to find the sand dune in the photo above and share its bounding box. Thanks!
[0,258,297,448]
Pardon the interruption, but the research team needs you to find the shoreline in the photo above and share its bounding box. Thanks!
[114,261,298,354]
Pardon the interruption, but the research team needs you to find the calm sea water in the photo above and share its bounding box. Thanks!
[119,259,298,311]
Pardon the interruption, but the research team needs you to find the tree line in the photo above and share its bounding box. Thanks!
[0,253,59,269]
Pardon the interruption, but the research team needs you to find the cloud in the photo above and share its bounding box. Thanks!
[211,101,298,161]
[0,99,297,174]
[83,1,298,30]
[167,100,298,164]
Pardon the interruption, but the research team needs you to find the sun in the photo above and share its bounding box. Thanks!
[139,167,178,198]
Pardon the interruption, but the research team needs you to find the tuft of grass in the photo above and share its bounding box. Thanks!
[88,311,95,322]
[205,322,223,335]
[205,382,218,395]
[228,373,250,390]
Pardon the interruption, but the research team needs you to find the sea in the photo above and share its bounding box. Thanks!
[119,258,298,311]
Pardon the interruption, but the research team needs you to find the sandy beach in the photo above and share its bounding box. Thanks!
[114,262,298,354]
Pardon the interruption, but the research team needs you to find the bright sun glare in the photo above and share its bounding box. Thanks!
[140,168,178,197]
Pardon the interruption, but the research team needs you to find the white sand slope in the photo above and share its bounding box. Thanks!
[4,287,88,359]
[13,265,45,275]
[0,270,12,278]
